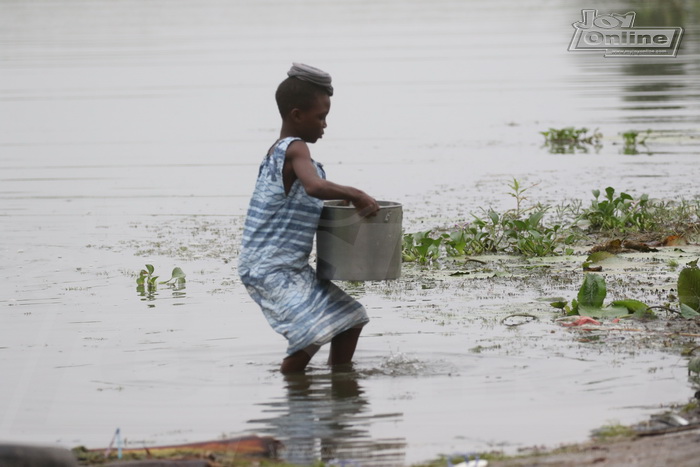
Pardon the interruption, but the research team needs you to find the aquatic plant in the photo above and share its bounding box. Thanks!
[403,181,699,266]
[579,187,655,233]
[553,263,700,320]
[677,260,700,318]
[402,179,575,262]
[402,231,443,265]
[551,273,654,319]
[540,126,602,154]
[621,129,651,155]
[136,264,186,294]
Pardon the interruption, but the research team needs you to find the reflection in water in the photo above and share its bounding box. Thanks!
[248,369,405,466]
[575,0,700,124]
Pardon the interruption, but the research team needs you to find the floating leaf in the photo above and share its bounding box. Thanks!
[586,251,615,264]
[579,304,629,319]
[680,303,700,319]
[577,273,606,308]
[611,299,654,319]
[550,301,567,309]
[610,299,647,314]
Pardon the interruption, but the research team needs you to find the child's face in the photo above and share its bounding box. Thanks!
[294,93,330,143]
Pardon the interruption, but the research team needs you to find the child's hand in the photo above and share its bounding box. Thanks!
[352,193,380,217]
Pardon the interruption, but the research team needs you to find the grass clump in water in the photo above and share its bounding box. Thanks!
[403,180,700,266]
[541,127,602,153]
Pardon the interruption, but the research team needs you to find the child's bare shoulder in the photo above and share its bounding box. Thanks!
[285,139,311,159]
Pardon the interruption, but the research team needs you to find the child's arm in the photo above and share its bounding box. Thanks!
[284,141,379,216]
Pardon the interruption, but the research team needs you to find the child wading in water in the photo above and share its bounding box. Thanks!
[238,63,379,374]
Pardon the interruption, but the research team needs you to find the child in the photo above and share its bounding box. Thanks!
[238,63,379,374]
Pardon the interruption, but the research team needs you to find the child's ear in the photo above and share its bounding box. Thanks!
[289,108,303,122]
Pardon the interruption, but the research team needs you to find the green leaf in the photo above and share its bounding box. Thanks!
[170,267,186,279]
[577,273,606,308]
[569,298,579,315]
[586,251,615,264]
[680,303,700,319]
[604,187,615,201]
[550,301,567,309]
[579,304,628,319]
[528,210,544,226]
[689,356,700,374]
[488,210,499,225]
[161,267,187,284]
[611,299,654,319]
[610,299,647,314]
[678,263,700,312]
[146,264,155,274]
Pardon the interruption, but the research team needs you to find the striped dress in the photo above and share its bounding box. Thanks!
[238,137,369,356]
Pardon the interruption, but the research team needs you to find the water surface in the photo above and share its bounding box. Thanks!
[1,0,699,465]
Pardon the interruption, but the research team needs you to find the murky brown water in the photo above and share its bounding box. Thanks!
[2,0,700,465]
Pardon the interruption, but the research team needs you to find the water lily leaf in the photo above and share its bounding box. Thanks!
[610,299,647,314]
[680,303,700,319]
[579,304,629,319]
[611,299,654,319]
[577,273,606,308]
[550,301,567,309]
[586,251,615,263]
[678,263,700,312]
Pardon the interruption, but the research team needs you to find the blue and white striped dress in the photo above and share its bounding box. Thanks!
[238,137,369,356]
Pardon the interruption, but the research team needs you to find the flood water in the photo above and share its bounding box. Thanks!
[1,0,700,465]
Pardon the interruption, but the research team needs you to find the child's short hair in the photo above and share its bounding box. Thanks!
[275,77,331,118]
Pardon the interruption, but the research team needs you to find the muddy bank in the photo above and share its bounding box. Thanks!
[490,427,700,467]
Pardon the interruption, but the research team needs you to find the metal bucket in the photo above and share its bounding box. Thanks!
[316,200,402,281]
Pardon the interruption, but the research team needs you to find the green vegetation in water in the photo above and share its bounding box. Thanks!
[552,272,654,319]
[551,261,700,320]
[402,179,576,264]
[540,127,654,155]
[402,180,700,266]
[621,129,651,155]
[677,260,700,319]
[136,264,186,296]
[540,127,602,154]
[580,187,653,233]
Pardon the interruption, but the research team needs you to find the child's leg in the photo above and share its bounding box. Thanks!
[280,344,319,374]
[328,326,363,366]
[281,350,311,374]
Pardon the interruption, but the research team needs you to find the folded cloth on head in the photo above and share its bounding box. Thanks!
[287,62,333,96]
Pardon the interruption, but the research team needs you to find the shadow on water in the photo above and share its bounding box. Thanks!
[248,369,406,466]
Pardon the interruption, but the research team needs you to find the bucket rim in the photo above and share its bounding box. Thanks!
[323,200,401,209]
